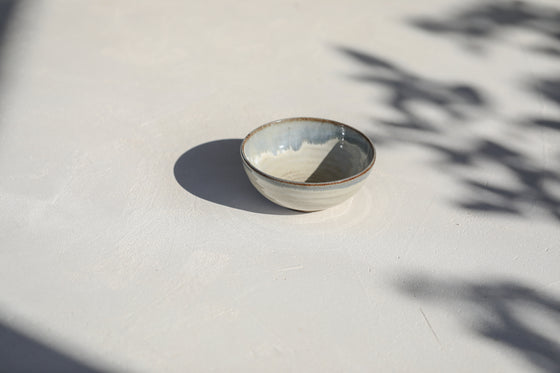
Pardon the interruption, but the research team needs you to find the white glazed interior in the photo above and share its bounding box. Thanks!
[242,118,374,184]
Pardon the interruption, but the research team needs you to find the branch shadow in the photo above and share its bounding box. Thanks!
[393,273,560,372]
[456,139,560,219]
[173,139,299,215]
[0,322,110,372]
[337,47,487,132]
[525,78,560,132]
[0,0,20,133]
[0,0,17,59]
[409,0,560,55]
[337,45,560,220]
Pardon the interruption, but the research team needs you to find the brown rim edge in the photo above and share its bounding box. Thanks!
[240,117,377,187]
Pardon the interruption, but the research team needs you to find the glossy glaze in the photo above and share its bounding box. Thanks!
[241,118,376,211]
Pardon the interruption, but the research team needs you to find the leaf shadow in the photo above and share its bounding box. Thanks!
[336,44,560,221]
[393,272,560,372]
[409,0,560,55]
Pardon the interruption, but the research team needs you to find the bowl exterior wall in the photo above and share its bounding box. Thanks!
[242,163,370,212]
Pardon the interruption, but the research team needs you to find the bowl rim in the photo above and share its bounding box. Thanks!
[240,117,376,187]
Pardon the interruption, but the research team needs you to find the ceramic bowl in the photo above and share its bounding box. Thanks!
[240,117,376,211]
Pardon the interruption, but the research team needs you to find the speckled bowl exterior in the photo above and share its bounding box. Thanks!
[240,117,376,212]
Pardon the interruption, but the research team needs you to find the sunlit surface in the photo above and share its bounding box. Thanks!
[0,0,558,372]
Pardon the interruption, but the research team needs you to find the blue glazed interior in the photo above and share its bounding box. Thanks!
[243,118,375,183]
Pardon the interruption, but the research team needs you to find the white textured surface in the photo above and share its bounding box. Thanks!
[1,0,559,372]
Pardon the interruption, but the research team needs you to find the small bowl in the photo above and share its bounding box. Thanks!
[240,117,376,211]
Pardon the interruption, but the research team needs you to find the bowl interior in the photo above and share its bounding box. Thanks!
[242,119,374,183]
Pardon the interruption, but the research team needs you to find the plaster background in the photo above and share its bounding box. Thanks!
[0,0,559,371]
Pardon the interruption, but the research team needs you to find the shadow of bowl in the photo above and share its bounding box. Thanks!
[173,139,299,215]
